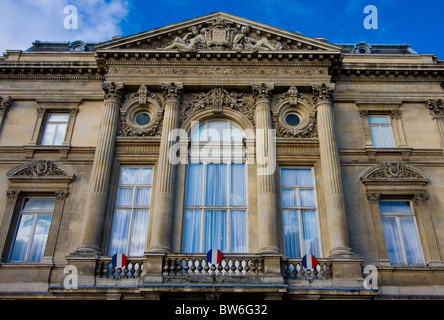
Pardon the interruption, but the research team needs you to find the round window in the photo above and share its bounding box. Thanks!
[285,113,301,127]
[134,112,151,126]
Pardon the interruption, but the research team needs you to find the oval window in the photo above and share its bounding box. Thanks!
[134,112,151,126]
[285,113,301,127]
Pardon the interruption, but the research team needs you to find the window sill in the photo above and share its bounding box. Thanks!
[364,146,412,161]
[23,144,71,159]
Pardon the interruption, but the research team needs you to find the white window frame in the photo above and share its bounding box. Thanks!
[380,200,424,265]
[40,113,70,146]
[368,115,395,148]
[8,197,54,262]
[108,165,153,257]
[280,167,322,258]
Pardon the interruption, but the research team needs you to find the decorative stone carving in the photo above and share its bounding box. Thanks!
[118,85,163,137]
[161,19,285,53]
[0,96,12,115]
[361,161,429,181]
[161,82,184,102]
[366,193,380,204]
[413,192,429,205]
[273,87,317,138]
[390,109,402,119]
[427,99,443,117]
[102,81,126,103]
[6,160,75,180]
[164,26,207,52]
[180,88,255,127]
[6,190,20,201]
[252,83,275,102]
[312,83,335,103]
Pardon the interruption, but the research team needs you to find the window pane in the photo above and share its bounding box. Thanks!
[380,126,395,147]
[281,168,313,186]
[47,114,69,122]
[128,210,149,256]
[182,210,201,253]
[368,116,390,124]
[135,188,151,206]
[54,123,68,145]
[231,164,245,206]
[41,123,56,145]
[9,215,34,261]
[22,198,55,211]
[108,209,130,256]
[381,216,404,264]
[207,120,229,141]
[116,188,133,206]
[300,189,315,207]
[231,210,246,253]
[302,210,320,257]
[281,188,297,207]
[206,164,227,206]
[185,164,202,206]
[190,123,205,141]
[231,124,243,142]
[118,167,152,185]
[400,217,423,264]
[379,201,411,213]
[370,126,383,147]
[204,210,227,252]
[283,210,300,257]
[28,214,52,261]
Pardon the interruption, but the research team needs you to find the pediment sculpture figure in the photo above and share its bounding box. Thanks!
[164,26,207,52]
[232,26,283,52]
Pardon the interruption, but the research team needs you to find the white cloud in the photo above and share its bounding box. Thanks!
[0,0,129,54]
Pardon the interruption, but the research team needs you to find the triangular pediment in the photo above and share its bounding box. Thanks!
[95,11,342,54]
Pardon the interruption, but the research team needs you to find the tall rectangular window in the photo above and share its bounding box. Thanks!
[280,168,320,258]
[380,200,424,265]
[182,162,246,253]
[9,197,55,262]
[41,113,69,146]
[108,166,153,257]
[369,115,395,148]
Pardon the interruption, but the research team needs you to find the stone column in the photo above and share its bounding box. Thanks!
[76,81,125,255]
[312,83,354,257]
[148,82,183,253]
[252,83,280,254]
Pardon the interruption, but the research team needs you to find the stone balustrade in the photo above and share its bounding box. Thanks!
[281,258,333,281]
[95,256,144,279]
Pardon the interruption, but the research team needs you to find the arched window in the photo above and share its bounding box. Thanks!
[182,119,247,253]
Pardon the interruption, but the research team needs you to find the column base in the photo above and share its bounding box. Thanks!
[72,245,102,256]
[148,245,172,254]
[328,246,356,258]
[258,246,280,254]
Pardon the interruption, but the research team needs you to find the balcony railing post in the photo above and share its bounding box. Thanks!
[140,253,165,283]
[262,254,283,284]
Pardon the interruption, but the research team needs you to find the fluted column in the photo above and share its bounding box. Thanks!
[148,82,183,253]
[313,83,354,257]
[0,96,12,134]
[252,83,279,254]
[76,81,125,255]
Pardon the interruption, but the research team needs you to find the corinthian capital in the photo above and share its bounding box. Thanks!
[252,83,275,102]
[102,81,125,103]
[312,83,335,104]
[0,96,12,115]
[161,82,184,102]
[427,99,443,117]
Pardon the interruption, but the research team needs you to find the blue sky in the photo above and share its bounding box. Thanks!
[1,0,443,58]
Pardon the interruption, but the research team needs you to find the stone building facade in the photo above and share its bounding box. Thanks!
[0,12,444,300]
